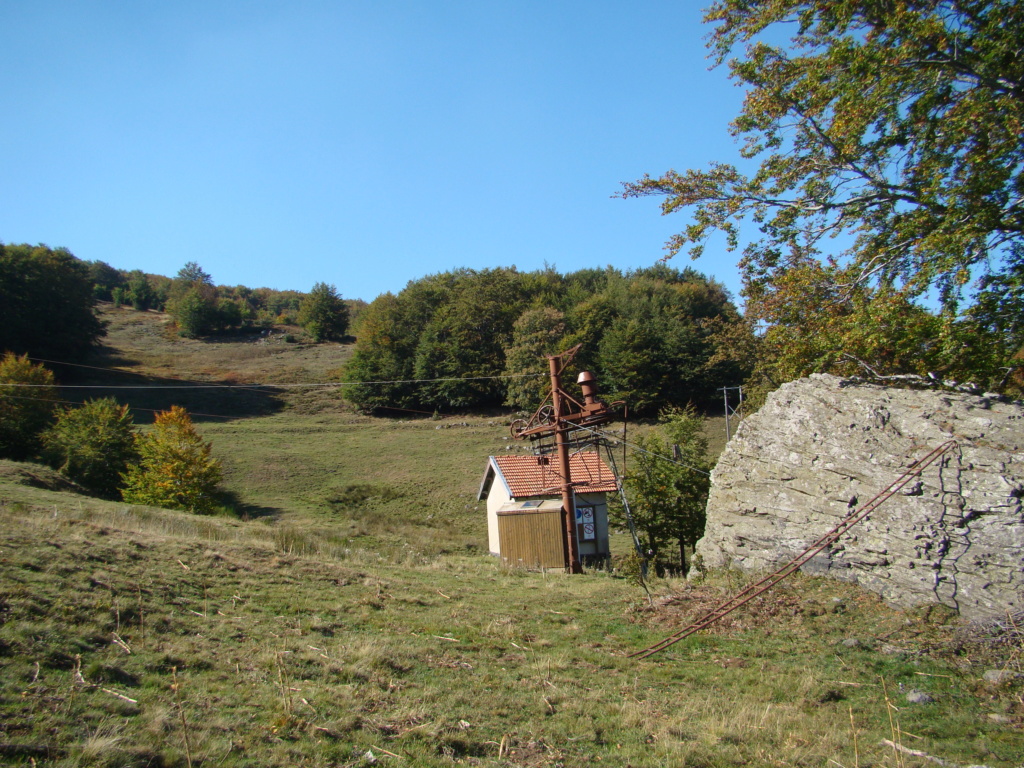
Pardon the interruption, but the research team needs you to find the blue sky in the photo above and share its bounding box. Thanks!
[1,2,750,304]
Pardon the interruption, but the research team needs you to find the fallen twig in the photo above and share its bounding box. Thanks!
[100,687,138,704]
[879,739,961,767]
[372,744,402,759]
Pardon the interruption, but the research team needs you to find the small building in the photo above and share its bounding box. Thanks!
[477,453,618,568]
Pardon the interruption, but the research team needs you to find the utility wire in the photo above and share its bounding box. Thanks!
[27,357,156,377]
[6,374,545,389]
[572,423,712,477]
[0,392,246,421]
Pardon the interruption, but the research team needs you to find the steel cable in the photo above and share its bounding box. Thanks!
[629,439,959,660]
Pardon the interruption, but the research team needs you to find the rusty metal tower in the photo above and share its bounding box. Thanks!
[509,344,621,573]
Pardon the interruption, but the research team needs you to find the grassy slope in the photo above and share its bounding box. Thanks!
[0,307,1021,767]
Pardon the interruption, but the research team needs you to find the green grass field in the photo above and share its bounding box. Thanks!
[0,306,1020,767]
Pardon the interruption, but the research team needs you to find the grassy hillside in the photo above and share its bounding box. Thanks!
[0,306,1020,767]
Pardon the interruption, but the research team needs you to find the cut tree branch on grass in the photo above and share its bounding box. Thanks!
[72,655,86,686]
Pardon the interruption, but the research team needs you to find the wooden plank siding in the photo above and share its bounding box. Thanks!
[496,509,564,569]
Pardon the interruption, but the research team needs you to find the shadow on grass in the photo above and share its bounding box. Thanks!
[55,345,286,424]
[192,326,315,345]
[217,488,281,521]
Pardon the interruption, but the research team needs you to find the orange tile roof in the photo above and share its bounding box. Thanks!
[490,453,618,498]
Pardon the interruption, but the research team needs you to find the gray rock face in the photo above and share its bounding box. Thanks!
[695,375,1024,622]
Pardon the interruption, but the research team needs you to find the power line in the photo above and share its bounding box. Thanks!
[572,423,712,476]
[1,372,546,390]
[21,354,547,389]
[27,357,155,377]
[0,392,244,421]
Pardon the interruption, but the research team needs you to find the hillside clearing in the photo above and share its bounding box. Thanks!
[0,305,1020,766]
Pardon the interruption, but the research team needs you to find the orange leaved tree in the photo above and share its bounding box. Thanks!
[121,406,222,514]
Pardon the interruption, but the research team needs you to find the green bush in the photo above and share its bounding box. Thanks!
[615,406,711,575]
[43,398,138,498]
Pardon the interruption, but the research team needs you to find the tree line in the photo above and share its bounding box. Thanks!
[162,261,351,341]
[342,264,751,415]
[0,244,355,358]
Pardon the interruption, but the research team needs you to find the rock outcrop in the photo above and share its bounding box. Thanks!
[695,375,1023,622]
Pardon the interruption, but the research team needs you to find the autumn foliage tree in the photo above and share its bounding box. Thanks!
[623,0,1024,395]
[121,406,223,514]
[0,353,59,460]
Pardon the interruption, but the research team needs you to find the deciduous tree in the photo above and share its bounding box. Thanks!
[167,262,219,337]
[298,282,349,342]
[87,260,124,301]
[170,286,217,338]
[125,270,156,310]
[0,353,59,460]
[0,243,105,360]
[623,0,1024,392]
[43,398,138,498]
[121,406,222,514]
[502,307,568,410]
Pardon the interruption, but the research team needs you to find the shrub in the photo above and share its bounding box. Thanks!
[0,353,59,460]
[43,398,138,498]
[121,406,223,514]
